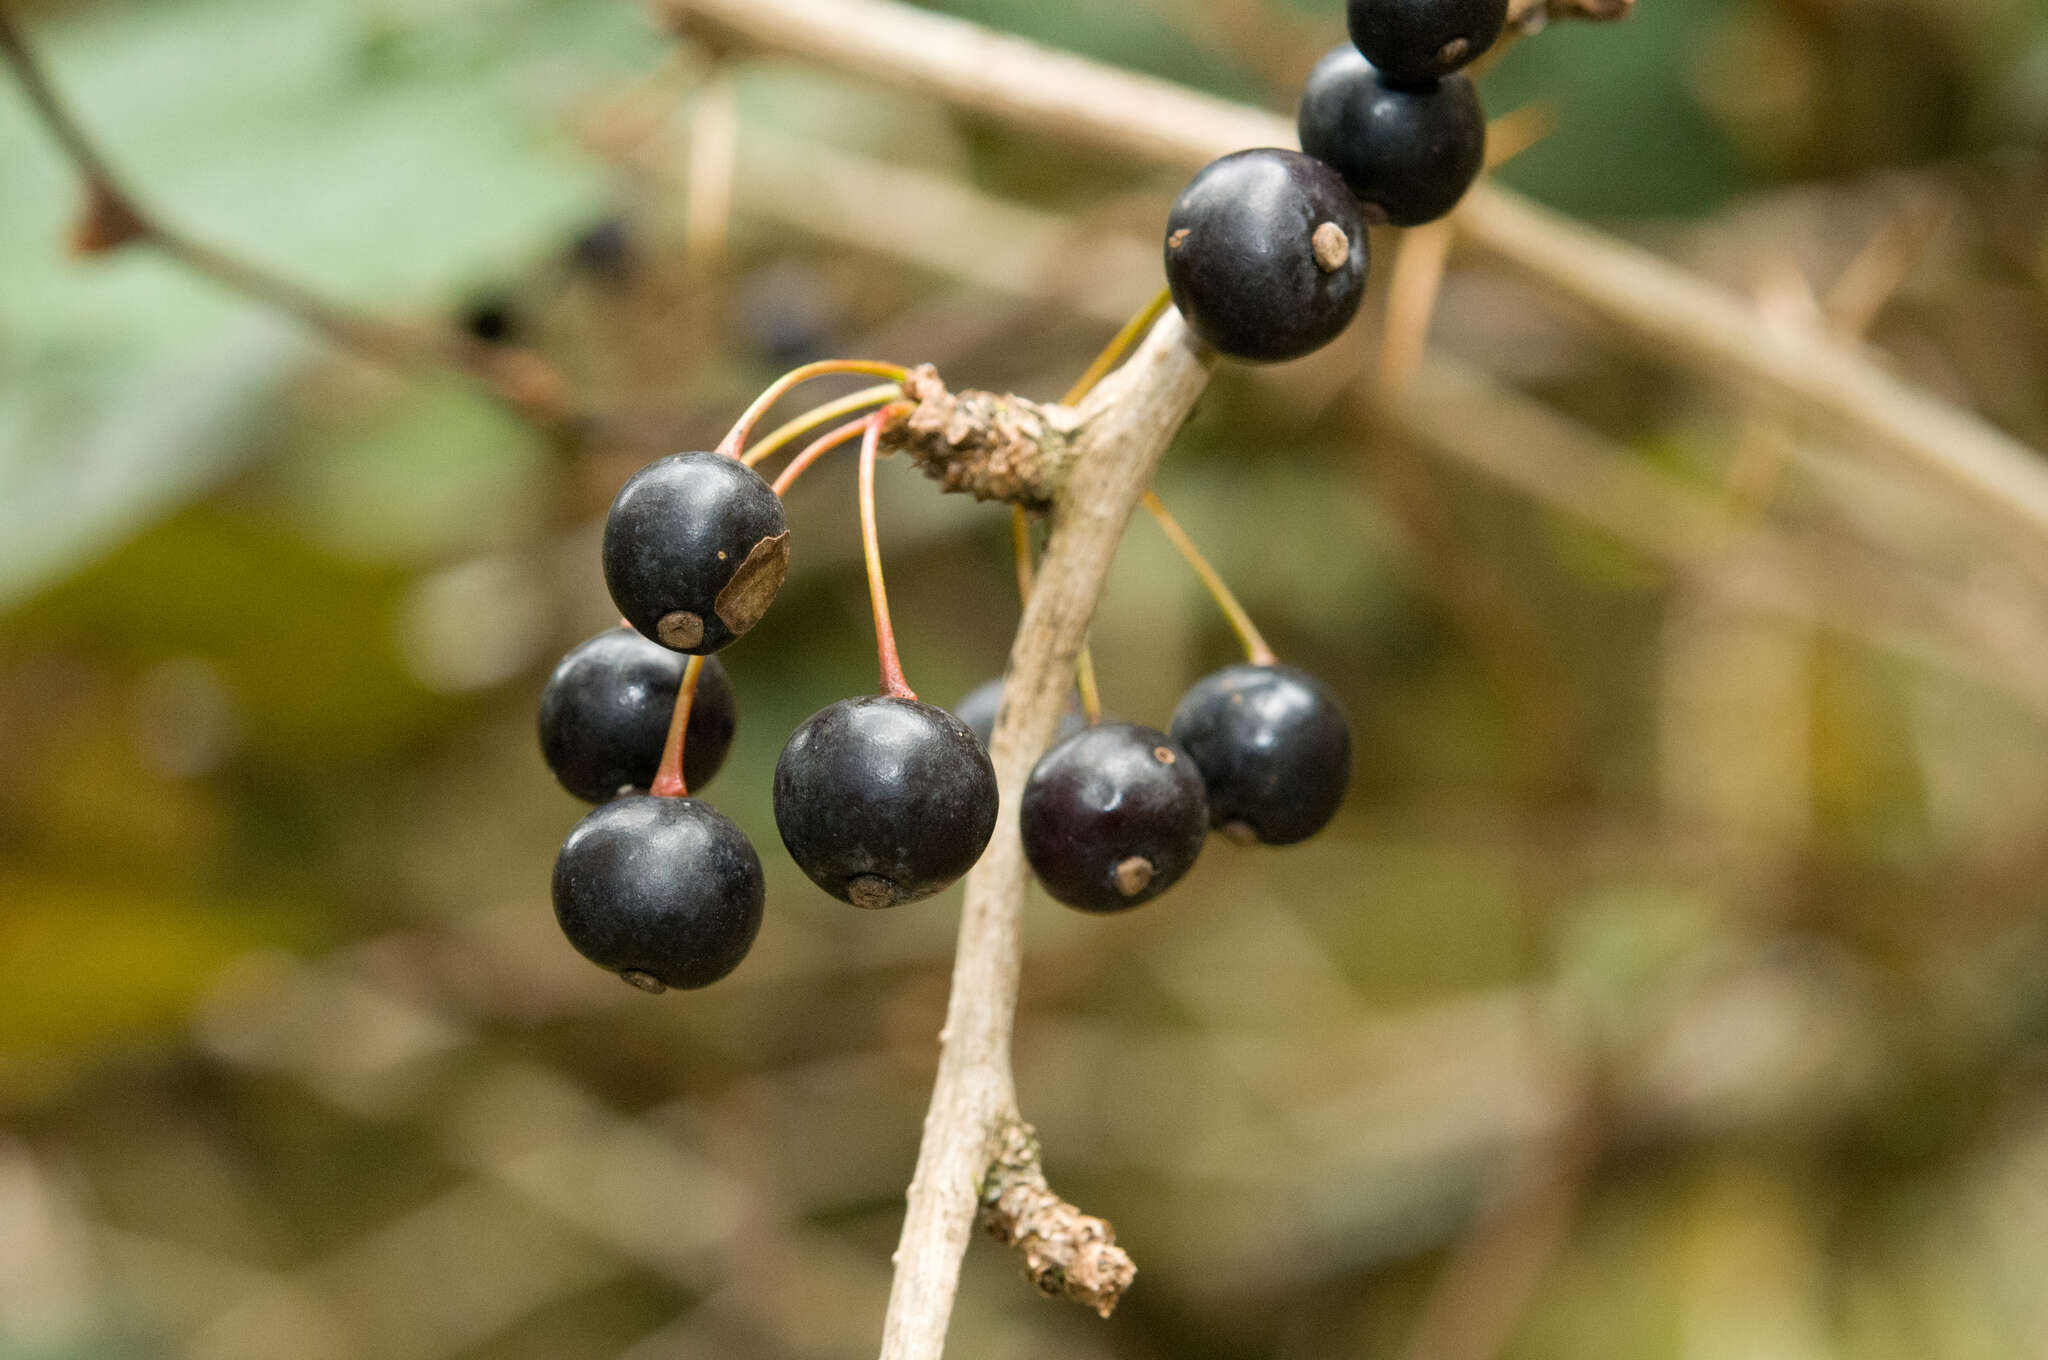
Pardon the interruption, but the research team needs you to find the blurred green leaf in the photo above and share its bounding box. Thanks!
[0,873,303,1097]
[0,0,660,604]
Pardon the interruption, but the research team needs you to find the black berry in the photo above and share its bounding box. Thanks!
[1299,46,1487,227]
[1164,149,1369,363]
[952,677,1086,751]
[773,696,1000,908]
[1020,723,1209,913]
[1347,0,1507,81]
[551,795,765,991]
[538,627,737,803]
[603,451,790,655]
[1170,664,1352,846]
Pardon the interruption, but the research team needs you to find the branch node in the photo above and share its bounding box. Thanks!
[70,180,150,257]
[978,1116,1135,1319]
[883,365,1082,509]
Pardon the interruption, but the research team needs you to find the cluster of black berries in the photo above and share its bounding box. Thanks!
[538,432,1357,986]
[532,1,1480,992]
[1164,0,1503,362]
[954,664,1352,914]
[541,447,1002,993]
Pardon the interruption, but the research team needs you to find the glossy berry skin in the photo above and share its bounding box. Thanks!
[773,696,999,909]
[1020,723,1209,913]
[1347,0,1506,81]
[1170,664,1352,846]
[952,677,1087,751]
[551,795,765,992]
[1298,46,1487,227]
[603,451,790,655]
[1164,149,1370,363]
[538,628,736,803]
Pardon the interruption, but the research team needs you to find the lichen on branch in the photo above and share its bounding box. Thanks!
[882,365,1083,509]
[979,1117,1135,1318]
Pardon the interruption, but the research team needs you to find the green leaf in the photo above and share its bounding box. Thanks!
[0,0,662,604]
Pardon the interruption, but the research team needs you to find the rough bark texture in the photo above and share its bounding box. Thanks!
[883,366,1083,509]
[979,1118,1135,1317]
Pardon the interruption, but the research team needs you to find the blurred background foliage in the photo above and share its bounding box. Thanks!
[4,0,2048,1356]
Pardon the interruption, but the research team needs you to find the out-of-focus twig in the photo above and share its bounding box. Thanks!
[1383,354,2048,719]
[1394,1103,1604,1360]
[1723,205,1947,518]
[1509,0,1634,29]
[0,0,572,428]
[978,1118,1134,1317]
[681,65,739,283]
[655,0,2048,553]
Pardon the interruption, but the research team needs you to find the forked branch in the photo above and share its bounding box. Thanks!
[878,310,1213,1359]
[656,0,2048,552]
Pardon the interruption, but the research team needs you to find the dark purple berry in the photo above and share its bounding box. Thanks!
[773,696,1000,908]
[551,795,764,992]
[1164,149,1369,363]
[1020,723,1209,913]
[603,451,790,655]
[1169,664,1352,847]
[538,627,736,803]
[952,677,1086,751]
[1299,47,1487,227]
[1347,0,1507,81]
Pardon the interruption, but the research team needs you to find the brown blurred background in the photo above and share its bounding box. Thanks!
[5,0,2048,1355]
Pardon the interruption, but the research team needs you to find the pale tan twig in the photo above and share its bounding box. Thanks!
[656,0,2048,551]
[681,66,739,282]
[880,311,1214,1359]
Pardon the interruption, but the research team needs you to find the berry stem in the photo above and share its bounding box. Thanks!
[717,359,913,460]
[649,654,707,798]
[1073,644,1103,724]
[743,383,905,470]
[859,413,917,701]
[1061,287,1172,406]
[770,413,880,497]
[1141,489,1277,666]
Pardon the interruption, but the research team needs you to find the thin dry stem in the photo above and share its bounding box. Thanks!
[879,311,1215,1360]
